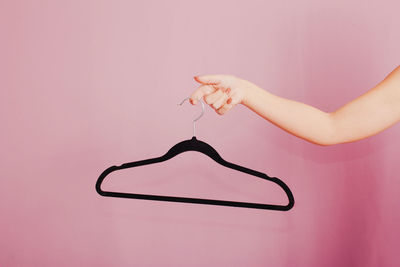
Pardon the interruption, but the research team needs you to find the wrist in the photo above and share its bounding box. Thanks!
[241,80,262,107]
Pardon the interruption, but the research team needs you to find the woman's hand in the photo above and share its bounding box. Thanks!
[189,74,255,115]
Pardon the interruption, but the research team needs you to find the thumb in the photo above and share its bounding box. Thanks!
[194,74,222,85]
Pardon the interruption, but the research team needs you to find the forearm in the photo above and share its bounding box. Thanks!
[242,84,334,146]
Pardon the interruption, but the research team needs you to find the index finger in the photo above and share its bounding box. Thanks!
[190,84,217,105]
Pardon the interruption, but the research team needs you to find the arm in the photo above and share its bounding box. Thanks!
[328,66,400,145]
[244,65,400,146]
[191,65,400,146]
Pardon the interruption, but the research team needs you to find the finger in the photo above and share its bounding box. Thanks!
[204,88,224,106]
[216,104,230,115]
[213,86,230,94]
[212,92,229,110]
[194,75,224,85]
[189,84,216,105]
[227,91,242,106]
[217,91,241,115]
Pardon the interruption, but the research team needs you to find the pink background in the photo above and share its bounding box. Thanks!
[1,0,400,266]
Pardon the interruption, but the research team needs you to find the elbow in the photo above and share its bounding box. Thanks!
[315,139,337,147]
[308,137,335,146]
[313,112,339,146]
[304,135,337,147]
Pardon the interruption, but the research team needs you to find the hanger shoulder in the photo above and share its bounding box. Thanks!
[96,155,166,197]
[163,136,223,160]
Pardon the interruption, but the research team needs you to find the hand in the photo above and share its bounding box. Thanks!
[189,74,254,115]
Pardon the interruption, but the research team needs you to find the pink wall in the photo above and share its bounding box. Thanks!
[1,0,400,266]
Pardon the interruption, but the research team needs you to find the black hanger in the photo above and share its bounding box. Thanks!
[96,98,295,211]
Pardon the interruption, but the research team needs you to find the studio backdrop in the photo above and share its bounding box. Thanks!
[1,0,400,266]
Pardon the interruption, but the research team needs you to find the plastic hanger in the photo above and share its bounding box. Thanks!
[96,97,295,211]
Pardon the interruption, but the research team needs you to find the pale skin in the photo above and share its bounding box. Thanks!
[189,65,400,146]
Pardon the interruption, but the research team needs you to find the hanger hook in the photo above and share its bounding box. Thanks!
[177,97,204,137]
